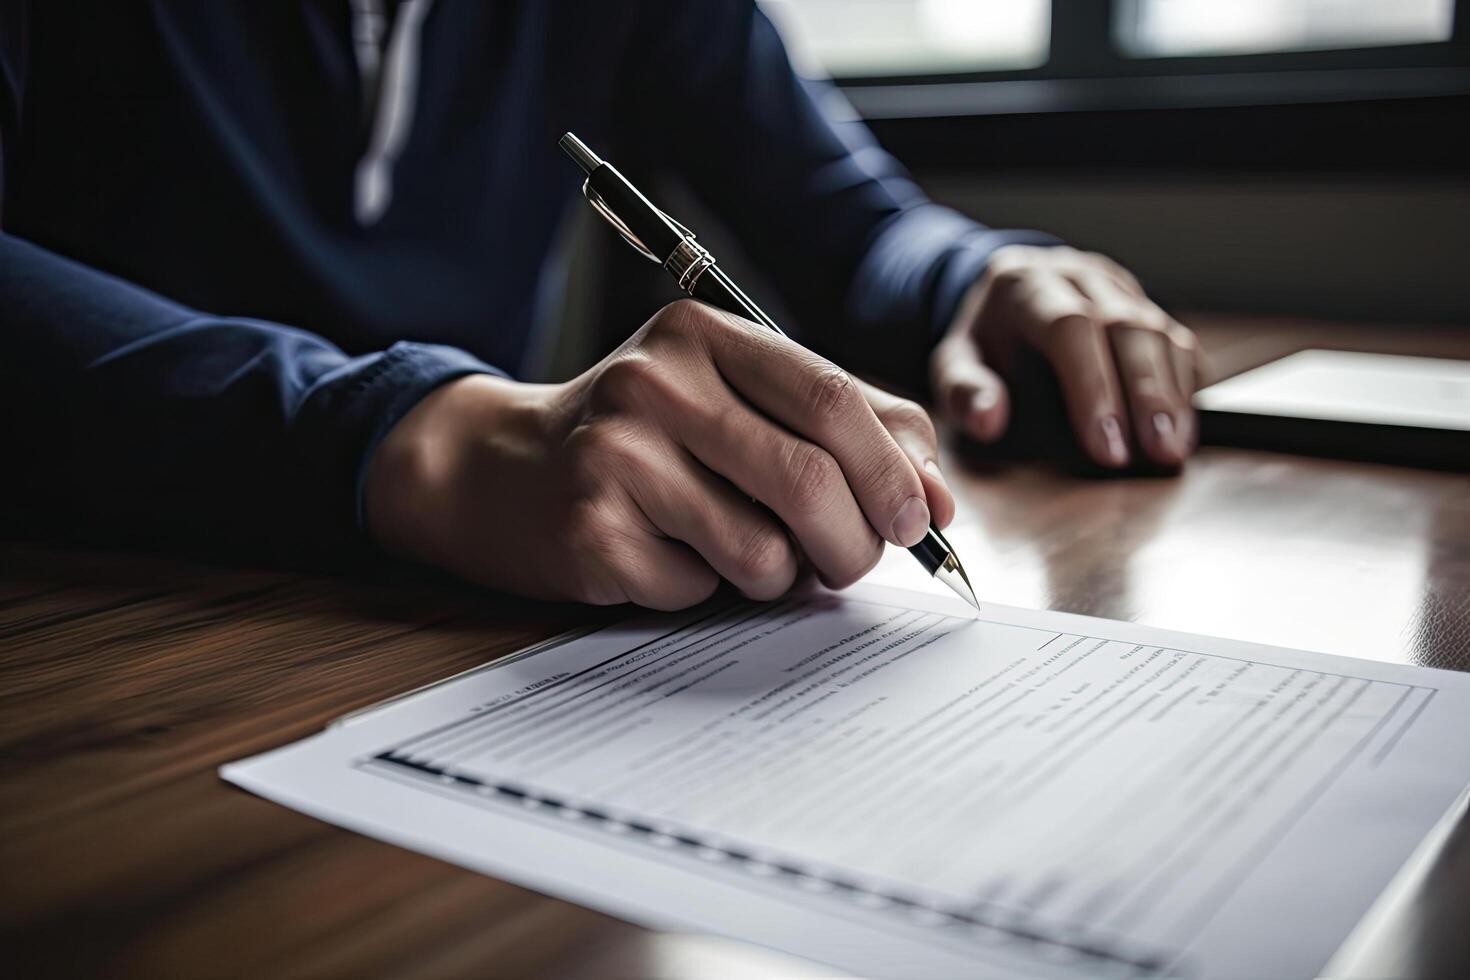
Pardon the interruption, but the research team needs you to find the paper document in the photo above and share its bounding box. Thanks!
[223,583,1470,979]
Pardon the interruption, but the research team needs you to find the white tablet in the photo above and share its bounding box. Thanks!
[1193,349,1470,467]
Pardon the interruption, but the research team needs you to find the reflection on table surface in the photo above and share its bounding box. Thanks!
[868,445,1464,672]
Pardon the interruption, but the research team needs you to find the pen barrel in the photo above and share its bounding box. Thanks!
[586,164,686,263]
[907,528,950,576]
[691,267,787,337]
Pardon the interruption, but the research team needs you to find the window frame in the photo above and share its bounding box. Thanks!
[821,0,1470,119]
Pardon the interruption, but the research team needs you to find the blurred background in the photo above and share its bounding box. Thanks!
[540,0,1468,380]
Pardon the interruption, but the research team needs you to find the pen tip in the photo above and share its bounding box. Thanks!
[934,554,980,615]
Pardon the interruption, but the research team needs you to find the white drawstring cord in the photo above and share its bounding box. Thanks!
[350,0,434,226]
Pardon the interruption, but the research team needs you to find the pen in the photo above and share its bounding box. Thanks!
[559,132,979,611]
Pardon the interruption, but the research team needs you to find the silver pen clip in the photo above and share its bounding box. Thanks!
[581,180,702,267]
[583,181,660,263]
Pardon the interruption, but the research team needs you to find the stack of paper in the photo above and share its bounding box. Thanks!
[224,583,1470,978]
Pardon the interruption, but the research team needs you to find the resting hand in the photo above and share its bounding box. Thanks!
[930,245,1201,468]
[365,300,953,610]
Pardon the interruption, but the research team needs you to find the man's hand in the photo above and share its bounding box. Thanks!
[365,300,953,610]
[931,245,1201,468]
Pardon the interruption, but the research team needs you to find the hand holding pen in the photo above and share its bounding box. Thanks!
[361,136,972,612]
[363,130,1198,610]
[367,294,966,610]
[558,134,978,608]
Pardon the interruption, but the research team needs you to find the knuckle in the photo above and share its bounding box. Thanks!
[1143,309,1171,332]
[784,443,842,515]
[651,298,717,342]
[990,242,1040,270]
[568,421,650,487]
[1113,306,1170,334]
[596,355,705,421]
[987,264,1028,292]
[655,297,698,328]
[595,353,660,407]
[735,527,794,589]
[1168,323,1199,352]
[570,418,631,458]
[1084,249,1131,281]
[882,399,936,443]
[804,365,859,427]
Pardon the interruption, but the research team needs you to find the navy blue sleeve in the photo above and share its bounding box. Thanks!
[0,234,498,563]
[0,5,496,565]
[621,0,1058,388]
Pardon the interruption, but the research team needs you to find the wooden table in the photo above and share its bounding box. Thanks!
[3,315,1468,978]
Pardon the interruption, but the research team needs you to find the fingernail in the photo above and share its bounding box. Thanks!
[1152,411,1177,455]
[891,495,931,547]
[1098,416,1130,467]
[924,458,947,487]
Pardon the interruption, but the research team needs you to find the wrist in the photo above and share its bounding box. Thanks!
[363,374,552,566]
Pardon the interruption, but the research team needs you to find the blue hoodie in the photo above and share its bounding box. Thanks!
[0,0,1050,566]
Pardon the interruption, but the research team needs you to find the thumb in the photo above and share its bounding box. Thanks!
[931,336,1011,443]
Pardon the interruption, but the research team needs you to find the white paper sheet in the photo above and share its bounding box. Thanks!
[222,583,1470,979]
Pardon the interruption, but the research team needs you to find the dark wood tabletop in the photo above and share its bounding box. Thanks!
[3,314,1468,978]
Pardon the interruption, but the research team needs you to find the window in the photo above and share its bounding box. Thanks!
[762,0,1465,95]
[1116,0,1456,58]
[762,0,1050,77]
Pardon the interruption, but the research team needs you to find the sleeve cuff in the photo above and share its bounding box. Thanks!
[290,340,503,558]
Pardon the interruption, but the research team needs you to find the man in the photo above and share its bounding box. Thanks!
[0,1,1199,610]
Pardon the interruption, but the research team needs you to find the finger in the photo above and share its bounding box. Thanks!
[1083,249,1146,298]
[1070,272,1188,466]
[861,380,956,529]
[612,534,721,611]
[1009,272,1130,468]
[675,392,885,590]
[1109,325,1187,466]
[1167,321,1201,452]
[578,499,720,611]
[930,333,1011,445]
[700,310,932,548]
[1166,325,1199,396]
[631,447,799,601]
